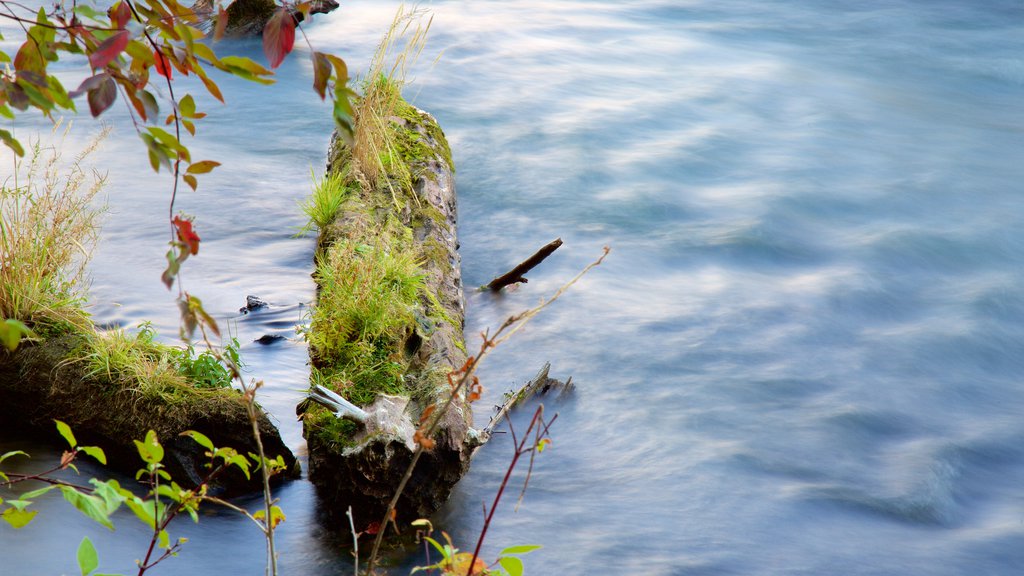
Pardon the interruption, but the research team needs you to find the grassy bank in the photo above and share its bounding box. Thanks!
[0,128,297,491]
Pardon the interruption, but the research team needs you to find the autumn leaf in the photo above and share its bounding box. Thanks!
[311,51,331,99]
[172,215,200,255]
[186,160,220,174]
[413,430,436,450]
[262,8,295,69]
[448,552,487,576]
[68,73,109,99]
[364,521,381,535]
[86,75,117,117]
[109,1,132,29]
[154,47,172,79]
[89,30,129,70]
[418,404,436,425]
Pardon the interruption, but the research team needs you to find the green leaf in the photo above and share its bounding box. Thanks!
[219,56,273,77]
[80,446,107,465]
[228,454,250,479]
[60,486,115,530]
[134,430,164,464]
[500,544,542,555]
[180,430,214,451]
[55,420,77,448]
[498,555,524,576]
[0,450,28,465]
[124,496,156,529]
[0,129,25,157]
[2,507,38,529]
[77,537,99,576]
[89,479,125,514]
[157,529,170,549]
[4,499,31,511]
[19,485,57,500]
[179,94,196,118]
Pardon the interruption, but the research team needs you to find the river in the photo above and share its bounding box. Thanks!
[2,0,1024,574]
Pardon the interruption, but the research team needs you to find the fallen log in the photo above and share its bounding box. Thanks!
[190,0,339,37]
[300,90,473,528]
[0,334,299,494]
[486,238,563,291]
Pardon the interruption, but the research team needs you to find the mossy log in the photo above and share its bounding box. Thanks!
[301,99,474,528]
[0,335,298,494]
[191,0,339,37]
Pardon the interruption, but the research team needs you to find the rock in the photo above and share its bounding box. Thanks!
[254,334,286,345]
[240,294,268,314]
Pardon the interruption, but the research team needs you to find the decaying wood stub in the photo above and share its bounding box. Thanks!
[301,100,474,528]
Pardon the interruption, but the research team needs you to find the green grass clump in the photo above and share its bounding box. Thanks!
[0,128,106,335]
[304,239,425,396]
[82,323,238,400]
[298,168,356,235]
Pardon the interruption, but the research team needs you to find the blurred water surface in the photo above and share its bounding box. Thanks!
[2,0,1024,574]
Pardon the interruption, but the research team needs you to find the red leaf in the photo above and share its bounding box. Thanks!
[262,8,295,69]
[311,51,330,99]
[69,73,110,99]
[172,215,201,256]
[154,48,172,79]
[86,76,117,117]
[364,521,380,535]
[110,1,132,29]
[89,30,129,70]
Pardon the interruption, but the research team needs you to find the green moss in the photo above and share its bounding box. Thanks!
[303,80,462,448]
[305,406,361,450]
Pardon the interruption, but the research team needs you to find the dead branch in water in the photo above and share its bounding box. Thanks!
[487,238,563,291]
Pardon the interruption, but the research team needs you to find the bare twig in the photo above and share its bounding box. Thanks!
[466,405,555,574]
[347,506,359,575]
[486,238,563,291]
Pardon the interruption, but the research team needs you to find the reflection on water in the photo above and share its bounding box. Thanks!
[3,0,1024,573]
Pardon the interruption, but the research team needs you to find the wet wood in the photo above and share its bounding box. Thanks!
[486,238,563,291]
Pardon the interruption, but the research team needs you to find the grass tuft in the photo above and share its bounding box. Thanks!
[0,126,107,335]
[298,167,356,235]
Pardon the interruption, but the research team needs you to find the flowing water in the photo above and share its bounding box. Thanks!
[2,0,1024,573]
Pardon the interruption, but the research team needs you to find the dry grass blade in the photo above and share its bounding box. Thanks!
[0,123,108,335]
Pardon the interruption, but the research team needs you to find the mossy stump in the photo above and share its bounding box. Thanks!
[301,98,473,529]
[0,335,298,494]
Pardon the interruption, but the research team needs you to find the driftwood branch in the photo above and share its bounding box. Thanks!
[487,238,563,291]
[480,362,574,443]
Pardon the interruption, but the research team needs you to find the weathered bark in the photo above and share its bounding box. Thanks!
[0,335,298,495]
[191,0,339,37]
[302,103,473,528]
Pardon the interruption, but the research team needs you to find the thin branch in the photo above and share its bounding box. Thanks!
[487,238,563,291]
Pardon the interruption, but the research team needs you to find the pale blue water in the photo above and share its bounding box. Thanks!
[2,0,1024,574]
